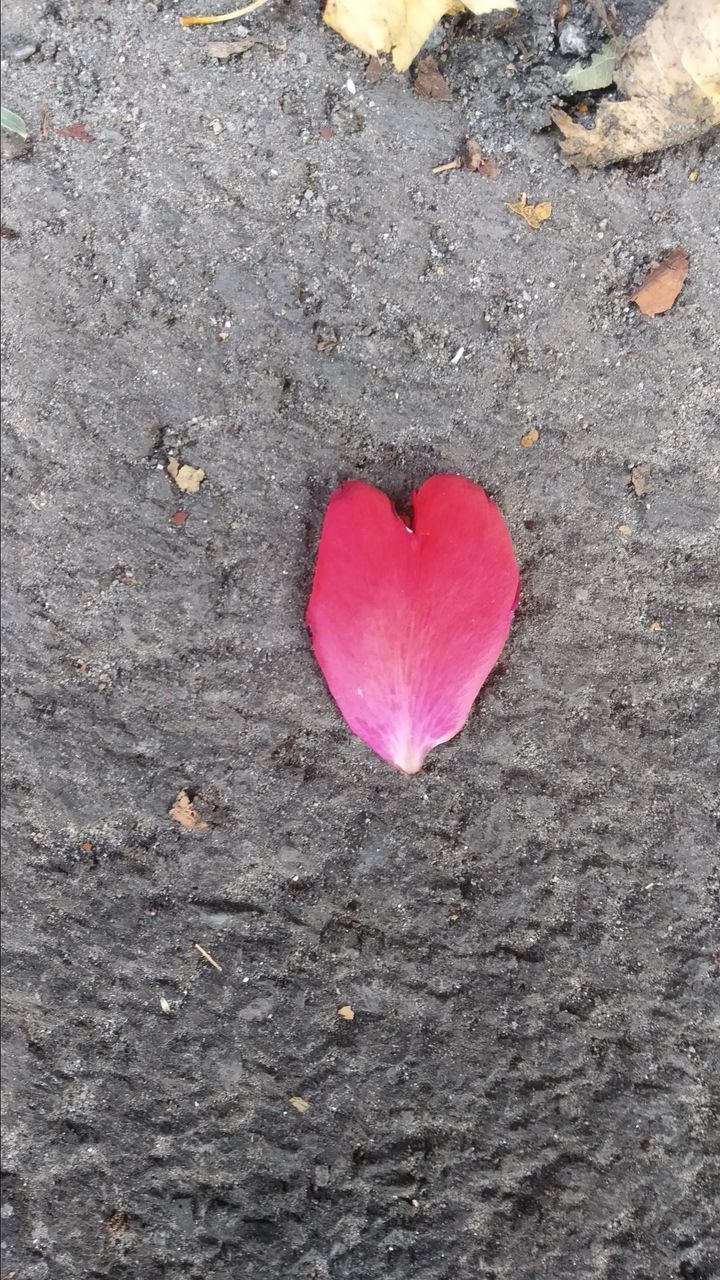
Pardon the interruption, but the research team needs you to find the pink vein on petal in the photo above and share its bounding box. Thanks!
[306,474,520,773]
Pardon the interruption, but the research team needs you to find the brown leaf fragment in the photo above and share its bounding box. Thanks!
[414,55,453,101]
[337,1004,355,1020]
[630,463,651,496]
[167,457,206,492]
[520,427,539,448]
[552,0,720,168]
[365,55,383,84]
[462,138,499,177]
[106,1212,127,1239]
[169,789,209,831]
[170,510,189,526]
[630,247,688,316]
[1,225,20,240]
[55,121,95,141]
[206,38,256,59]
[507,194,552,229]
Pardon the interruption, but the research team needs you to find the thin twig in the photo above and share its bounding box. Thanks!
[432,159,462,174]
[180,0,271,27]
[194,942,223,972]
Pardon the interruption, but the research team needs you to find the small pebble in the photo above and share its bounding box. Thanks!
[12,42,39,61]
[559,22,589,56]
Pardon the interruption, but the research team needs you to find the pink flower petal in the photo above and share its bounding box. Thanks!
[306,474,520,774]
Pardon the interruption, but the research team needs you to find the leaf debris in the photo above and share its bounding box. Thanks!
[169,789,209,831]
[289,1096,310,1113]
[630,248,689,316]
[414,55,453,101]
[552,0,720,168]
[506,195,551,230]
[55,121,95,141]
[630,463,651,497]
[433,139,499,177]
[322,0,517,73]
[206,37,257,58]
[167,458,206,493]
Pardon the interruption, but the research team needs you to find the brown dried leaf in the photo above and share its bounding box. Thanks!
[169,789,209,831]
[414,55,453,101]
[365,56,383,84]
[552,0,720,168]
[55,121,95,141]
[630,463,651,496]
[337,1004,355,1020]
[507,195,552,230]
[462,138,499,177]
[630,248,688,316]
[167,458,206,493]
[520,427,539,448]
[1,225,20,240]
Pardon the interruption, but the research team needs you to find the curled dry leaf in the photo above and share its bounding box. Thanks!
[506,195,552,229]
[630,247,689,316]
[462,138,499,177]
[630,463,651,497]
[306,476,519,774]
[169,789,209,831]
[552,0,720,168]
[323,0,516,73]
[289,1096,310,1113]
[167,457,206,492]
[414,55,453,101]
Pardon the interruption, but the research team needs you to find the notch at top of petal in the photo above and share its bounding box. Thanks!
[307,474,519,773]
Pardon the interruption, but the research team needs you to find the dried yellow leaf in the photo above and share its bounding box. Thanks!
[506,195,552,230]
[337,1004,355,1020]
[323,0,516,73]
[289,1096,310,1113]
[168,789,209,831]
[552,0,720,168]
[520,427,539,448]
[167,458,206,493]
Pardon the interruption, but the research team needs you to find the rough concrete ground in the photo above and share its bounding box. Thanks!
[1,0,719,1277]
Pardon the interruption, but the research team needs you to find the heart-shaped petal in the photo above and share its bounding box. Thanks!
[307,474,519,773]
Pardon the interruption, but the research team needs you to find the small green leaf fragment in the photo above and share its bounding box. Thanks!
[563,41,623,94]
[1,107,29,138]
